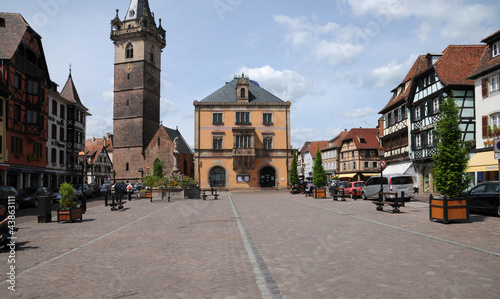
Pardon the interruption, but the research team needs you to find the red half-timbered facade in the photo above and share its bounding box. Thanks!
[0,13,51,188]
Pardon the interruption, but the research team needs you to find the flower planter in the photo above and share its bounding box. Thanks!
[314,188,327,199]
[57,207,83,223]
[429,195,469,224]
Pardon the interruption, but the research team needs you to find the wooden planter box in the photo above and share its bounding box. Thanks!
[429,195,469,224]
[57,207,83,223]
[314,188,327,199]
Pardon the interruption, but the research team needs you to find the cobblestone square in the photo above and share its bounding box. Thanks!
[1,191,499,298]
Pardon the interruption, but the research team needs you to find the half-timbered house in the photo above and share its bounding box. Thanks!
[0,12,51,188]
[379,56,428,185]
[408,45,484,193]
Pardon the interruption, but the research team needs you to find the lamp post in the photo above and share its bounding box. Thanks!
[378,146,386,202]
[78,150,87,213]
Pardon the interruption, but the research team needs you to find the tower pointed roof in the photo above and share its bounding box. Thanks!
[124,0,152,20]
[61,70,87,112]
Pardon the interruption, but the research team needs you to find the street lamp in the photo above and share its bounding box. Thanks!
[378,145,386,202]
[78,150,87,213]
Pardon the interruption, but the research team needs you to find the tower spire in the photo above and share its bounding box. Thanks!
[124,0,152,20]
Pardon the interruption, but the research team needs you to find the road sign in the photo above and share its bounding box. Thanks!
[380,160,387,168]
[495,138,500,153]
[495,153,500,160]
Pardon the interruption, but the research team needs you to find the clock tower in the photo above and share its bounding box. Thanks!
[110,0,166,181]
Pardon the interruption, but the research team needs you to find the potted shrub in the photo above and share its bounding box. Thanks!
[312,148,327,198]
[57,182,82,223]
[430,94,470,224]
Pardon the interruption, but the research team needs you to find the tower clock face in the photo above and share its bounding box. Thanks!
[125,63,133,73]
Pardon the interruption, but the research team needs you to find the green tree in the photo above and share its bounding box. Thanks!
[312,148,327,187]
[432,94,470,198]
[289,150,299,186]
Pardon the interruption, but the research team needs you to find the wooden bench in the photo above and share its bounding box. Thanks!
[202,188,219,200]
[372,191,407,213]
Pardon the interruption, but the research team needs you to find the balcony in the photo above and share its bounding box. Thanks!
[232,148,255,157]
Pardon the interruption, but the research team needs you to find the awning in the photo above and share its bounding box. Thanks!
[337,173,356,178]
[467,151,499,172]
[383,161,415,177]
[361,173,378,177]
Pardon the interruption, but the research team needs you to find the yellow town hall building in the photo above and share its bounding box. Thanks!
[194,74,292,190]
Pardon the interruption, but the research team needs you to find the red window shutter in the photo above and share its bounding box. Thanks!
[482,115,488,138]
[482,78,488,97]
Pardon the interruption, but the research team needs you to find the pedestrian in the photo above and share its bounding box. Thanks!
[127,182,133,200]
[0,203,11,249]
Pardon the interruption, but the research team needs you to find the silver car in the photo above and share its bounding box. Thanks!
[361,175,415,201]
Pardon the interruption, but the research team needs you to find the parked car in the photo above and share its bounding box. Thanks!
[52,186,76,203]
[18,187,51,208]
[88,183,100,197]
[0,186,21,211]
[82,184,93,198]
[344,181,366,198]
[361,175,415,201]
[100,184,111,195]
[329,181,349,196]
[73,184,84,200]
[465,181,499,217]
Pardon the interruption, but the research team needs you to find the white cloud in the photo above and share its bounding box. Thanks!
[338,107,377,118]
[87,107,113,138]
[346,0,496,42]
[237,65,317,102]
[365,55,418,88]
[161,97,178,114]
[274,15,366,66]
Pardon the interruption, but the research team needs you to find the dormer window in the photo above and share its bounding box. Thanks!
[492,41,500,57]
[126,43,134,59]
[240,88,246,98]
[0,18,5,27]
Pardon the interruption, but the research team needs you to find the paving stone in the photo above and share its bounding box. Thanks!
[0,191,499,298]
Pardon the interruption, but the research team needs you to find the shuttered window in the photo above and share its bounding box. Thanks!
[482,115,488,138]
[482,78,488,98]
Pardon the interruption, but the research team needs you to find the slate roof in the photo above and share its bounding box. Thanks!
[199,78,285,104]
[342,128,380,150]
[162,127,193,155]
[124,0,153,20]
[468,30,500,79]
[0,13,32,60]
[60,73,88,112]
[379,55,429,114]
[434,45,485,86]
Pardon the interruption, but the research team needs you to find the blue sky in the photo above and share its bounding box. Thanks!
[3,0,499,149]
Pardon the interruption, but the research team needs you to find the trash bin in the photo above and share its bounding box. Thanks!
[38,195,52,223]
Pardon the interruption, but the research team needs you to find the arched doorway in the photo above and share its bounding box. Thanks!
[260,167,276,187]
[209,167,226,187]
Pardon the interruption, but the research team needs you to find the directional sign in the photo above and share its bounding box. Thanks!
[380,160,387,168]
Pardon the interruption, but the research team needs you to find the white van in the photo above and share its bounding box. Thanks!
[361,174,415,201]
